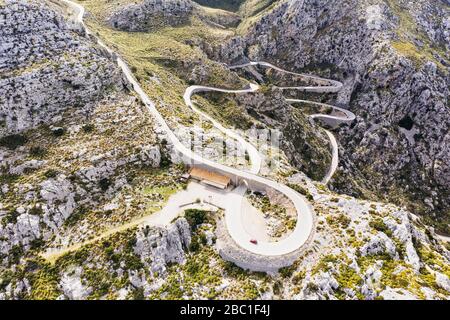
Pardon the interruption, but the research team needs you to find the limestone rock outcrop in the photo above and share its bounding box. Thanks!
[0,1,125,136]
[108,0,195,31]
[134,218,191,275]
[107,0,241,31]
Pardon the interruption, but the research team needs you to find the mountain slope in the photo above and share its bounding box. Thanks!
[0,0,126,136]
[215,0,450,233]
[0,0,449,301]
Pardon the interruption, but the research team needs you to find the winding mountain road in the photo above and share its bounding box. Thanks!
[184,62,355,255]
[184,84,262,174]
[227,61,355,184]
[229,61,343,93]
[52,0,354,261]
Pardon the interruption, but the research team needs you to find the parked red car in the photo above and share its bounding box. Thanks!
[250,239,258,245]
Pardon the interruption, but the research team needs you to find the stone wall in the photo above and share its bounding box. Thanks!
[215,217,316,273]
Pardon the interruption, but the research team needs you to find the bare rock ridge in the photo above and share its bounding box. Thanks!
[108,0,195,31]
[0,0,125,136]
[108,0,241,31]
[214,0,450,232]
[0,0,162,264]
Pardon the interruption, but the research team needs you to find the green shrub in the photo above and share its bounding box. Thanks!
[185,260,200,276]
[189,235,201,252]
[44,169,58,179]
[159,153,172,168]
[130,287,145,300]
[28,265,60,300]
[279,264,297,278]
[199,233,207,245]
[272,281,282,295]
[124,254,144,270]
[0,173,19,184]
[292,270,306,285]
[9,245,23,265]
[287,183,314,201]
[64,206,87,227]
[51,128,65,137]
[30,238,45,250]
[0,134,27,150]
[0,270,14,290]
[82,124,95,133]
[29,206,44,216]
[313,254,338,274]
[3,209,19,225]
[326,214,351,229]
[184,209,208,229]
[99,178,111,191]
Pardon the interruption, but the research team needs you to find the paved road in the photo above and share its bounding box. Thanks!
[42,182,222,263]
[230,61,343,93]
[184,84,262,174]
[322,130,339,185]
[229,61,356,184]
[55,0,355,258]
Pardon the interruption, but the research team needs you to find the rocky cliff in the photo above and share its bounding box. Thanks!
[0,0,126,136]
[215,0,450,232]
[0,0,165,266]
[108,0,240,31]
[108,0,195,31]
